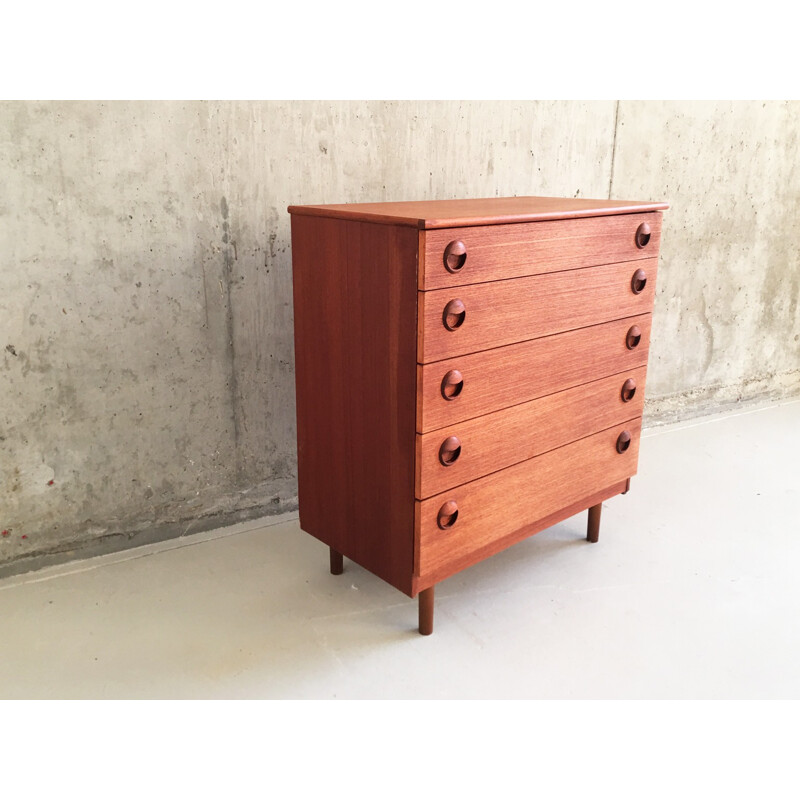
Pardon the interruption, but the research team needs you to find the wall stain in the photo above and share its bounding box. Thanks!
[220,193,241,472]
[698,292,715,376]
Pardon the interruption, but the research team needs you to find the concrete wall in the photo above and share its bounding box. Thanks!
[612,101,800,419]
[1,101,798,576]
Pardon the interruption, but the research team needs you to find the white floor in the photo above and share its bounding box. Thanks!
[1,400,798,699]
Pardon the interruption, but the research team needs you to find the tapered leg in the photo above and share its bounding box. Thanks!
[587,503,602,543]
[329,547,343,575]
[419,586,435,636]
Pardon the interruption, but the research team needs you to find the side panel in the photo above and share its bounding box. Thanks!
[291,215,418,595]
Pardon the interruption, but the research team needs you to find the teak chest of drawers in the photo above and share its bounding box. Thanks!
[289,196,668,635]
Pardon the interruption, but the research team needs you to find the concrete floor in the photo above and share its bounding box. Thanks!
[1,400,798,699]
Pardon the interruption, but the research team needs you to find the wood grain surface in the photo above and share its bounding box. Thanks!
[418,258,659,362]
[291,215,418,595]
[421,212,662,290]
[417,314,652,433]
[411,478,628,594]
[290,198,666,610]
[415,366,648,499]
[415,419,642,581]
[288,196,668,229]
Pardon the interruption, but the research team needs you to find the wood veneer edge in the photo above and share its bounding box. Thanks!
[419,206,669,229]
[288,204,669,229]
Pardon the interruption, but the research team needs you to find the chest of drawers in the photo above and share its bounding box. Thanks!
[289,196,668,635]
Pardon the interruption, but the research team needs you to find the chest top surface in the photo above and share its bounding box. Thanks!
[287,195,669,229]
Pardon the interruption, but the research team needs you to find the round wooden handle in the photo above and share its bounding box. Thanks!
[626,325,642,350]
[616,430,632,453]
[443,240,467,273]
[437,500,459,530]
[621,378,637,402]
[631,268,647,294]
[441,369,464,400]
[442,299,466,331]
[635,222,652,249]
[439,435,462,466]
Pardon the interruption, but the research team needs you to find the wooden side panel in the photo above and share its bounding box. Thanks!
[415,366,648,499]
[417,314,652,433]
[292,216,350,557]
[415,419,642,582]
[291,215,418,595]
[422,212,662,289]
[418,258,658,363]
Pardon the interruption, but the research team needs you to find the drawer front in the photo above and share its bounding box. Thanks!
[415,419,642,579]
[418,258,658,363]
[421,212,662,290]
[417,313,651,433]
[415,366,647,499]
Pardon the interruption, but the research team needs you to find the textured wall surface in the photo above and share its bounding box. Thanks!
[1,100,798,575]
[612,101,800,419]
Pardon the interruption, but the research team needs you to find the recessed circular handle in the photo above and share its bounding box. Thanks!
[616,430,632,454]
[621,378,637,402]
[442,299,466,331]
[438,435,462,466]
[631,268,647,294]
[437,500,459,530]
[635,222,651,249]
[626,325,642,350]
[441,369,464,401]
[443,240,467,273]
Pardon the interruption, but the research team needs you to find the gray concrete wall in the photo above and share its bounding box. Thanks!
[612,101,800,420]
[1,101,798,576]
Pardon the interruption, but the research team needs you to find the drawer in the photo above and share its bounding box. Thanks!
[420,212,662,290]
[418,258,658,363]
[415,366,647,499]
[415,418,642,580]
[416,313,651,433]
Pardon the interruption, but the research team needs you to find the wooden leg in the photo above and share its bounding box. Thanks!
[587,503,601,543]
[329,547,343,575]
[419,586,434,636]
